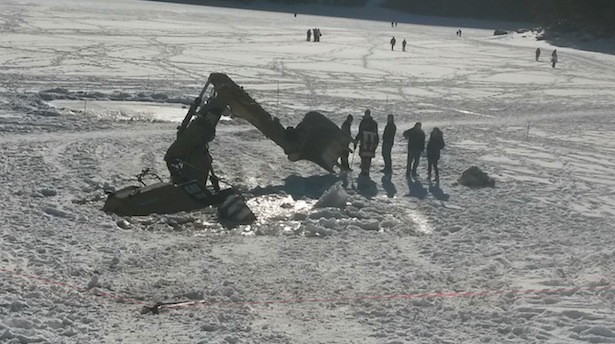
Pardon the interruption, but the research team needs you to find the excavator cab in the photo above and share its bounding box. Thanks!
[103,73,352,225]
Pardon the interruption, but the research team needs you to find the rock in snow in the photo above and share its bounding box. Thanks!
[458,166,496,188]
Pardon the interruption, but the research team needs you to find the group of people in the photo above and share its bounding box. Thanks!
[535,48,558,68]
[456,29,463,37]
[340,110,446,183]
[306,28,322,42]
[390,37,407,51]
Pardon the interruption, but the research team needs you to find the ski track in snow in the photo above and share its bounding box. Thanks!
[1,0,615,343]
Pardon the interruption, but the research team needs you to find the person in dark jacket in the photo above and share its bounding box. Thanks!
[535,48,541,61]
[551,49,558,68]
[403,122,425,177]
[340,114,353,171]
[355,109,379,176]
[426,127,445,182]
[402,39,407,52]
[381,114,396,174]
[390,36,396,51]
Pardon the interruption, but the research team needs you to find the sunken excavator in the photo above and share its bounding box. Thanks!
[103,73,353,225]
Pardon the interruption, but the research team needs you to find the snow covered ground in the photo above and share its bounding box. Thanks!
[1,0,615,343]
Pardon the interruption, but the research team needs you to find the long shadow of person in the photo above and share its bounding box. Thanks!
[406,175,427,199]
[428,181,450,201]
[381,174,397,198]
[357,174,378,199]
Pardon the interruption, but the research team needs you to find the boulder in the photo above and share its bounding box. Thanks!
[494,29,509,36]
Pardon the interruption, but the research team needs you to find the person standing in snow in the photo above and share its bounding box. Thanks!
[402,39,407,52]
[340,114,354,171]
[535,48,541,61]
[426,127,445,183]
[381,114,396,174]
[355,109,379,177]
[403,122,425,177]
[551,49,558,68]
[390,36,396,51]
[306,29,311,42]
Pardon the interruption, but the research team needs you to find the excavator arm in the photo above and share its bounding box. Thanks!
[203,73,352,173]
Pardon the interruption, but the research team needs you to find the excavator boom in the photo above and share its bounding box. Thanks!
[207,73,351,172]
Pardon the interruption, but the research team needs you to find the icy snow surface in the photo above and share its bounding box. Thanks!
[1,0,615,343]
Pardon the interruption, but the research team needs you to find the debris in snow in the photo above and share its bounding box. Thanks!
[86,275,99,290]
[201,323,218,332]
[42,205,75,219]
[40,188,57,197]
[458,166,495,188]
[109,256,120,268]
[116,219,131,229]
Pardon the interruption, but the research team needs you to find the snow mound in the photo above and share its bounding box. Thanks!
[313,181,348,209]
[458,166,496,188]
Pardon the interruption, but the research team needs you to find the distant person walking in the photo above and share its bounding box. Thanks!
[381,114,396,174]
[535,48,541,61]
[551,49,558,68]
[355,109,379,177]
[402,39,407,52]
[306,29,311,42]
[390,36,396,51]
[403,122,425,177]
[340,114,354,171]
[426,127,445,183]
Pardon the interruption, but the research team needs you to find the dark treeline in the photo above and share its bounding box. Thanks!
[149,0,615,37]
[149,0,368,6]
[385,0,615,37]
[530,0,615,36]
[382,0,532,22]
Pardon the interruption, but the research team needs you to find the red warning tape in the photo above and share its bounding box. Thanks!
[159,285,612,310]
[1,267,612,312]
[0,268,145,305]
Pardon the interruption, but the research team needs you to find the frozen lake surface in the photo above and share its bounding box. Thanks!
[1,0,614,343]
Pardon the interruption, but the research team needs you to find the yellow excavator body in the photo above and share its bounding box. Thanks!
[103,73,352,224]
